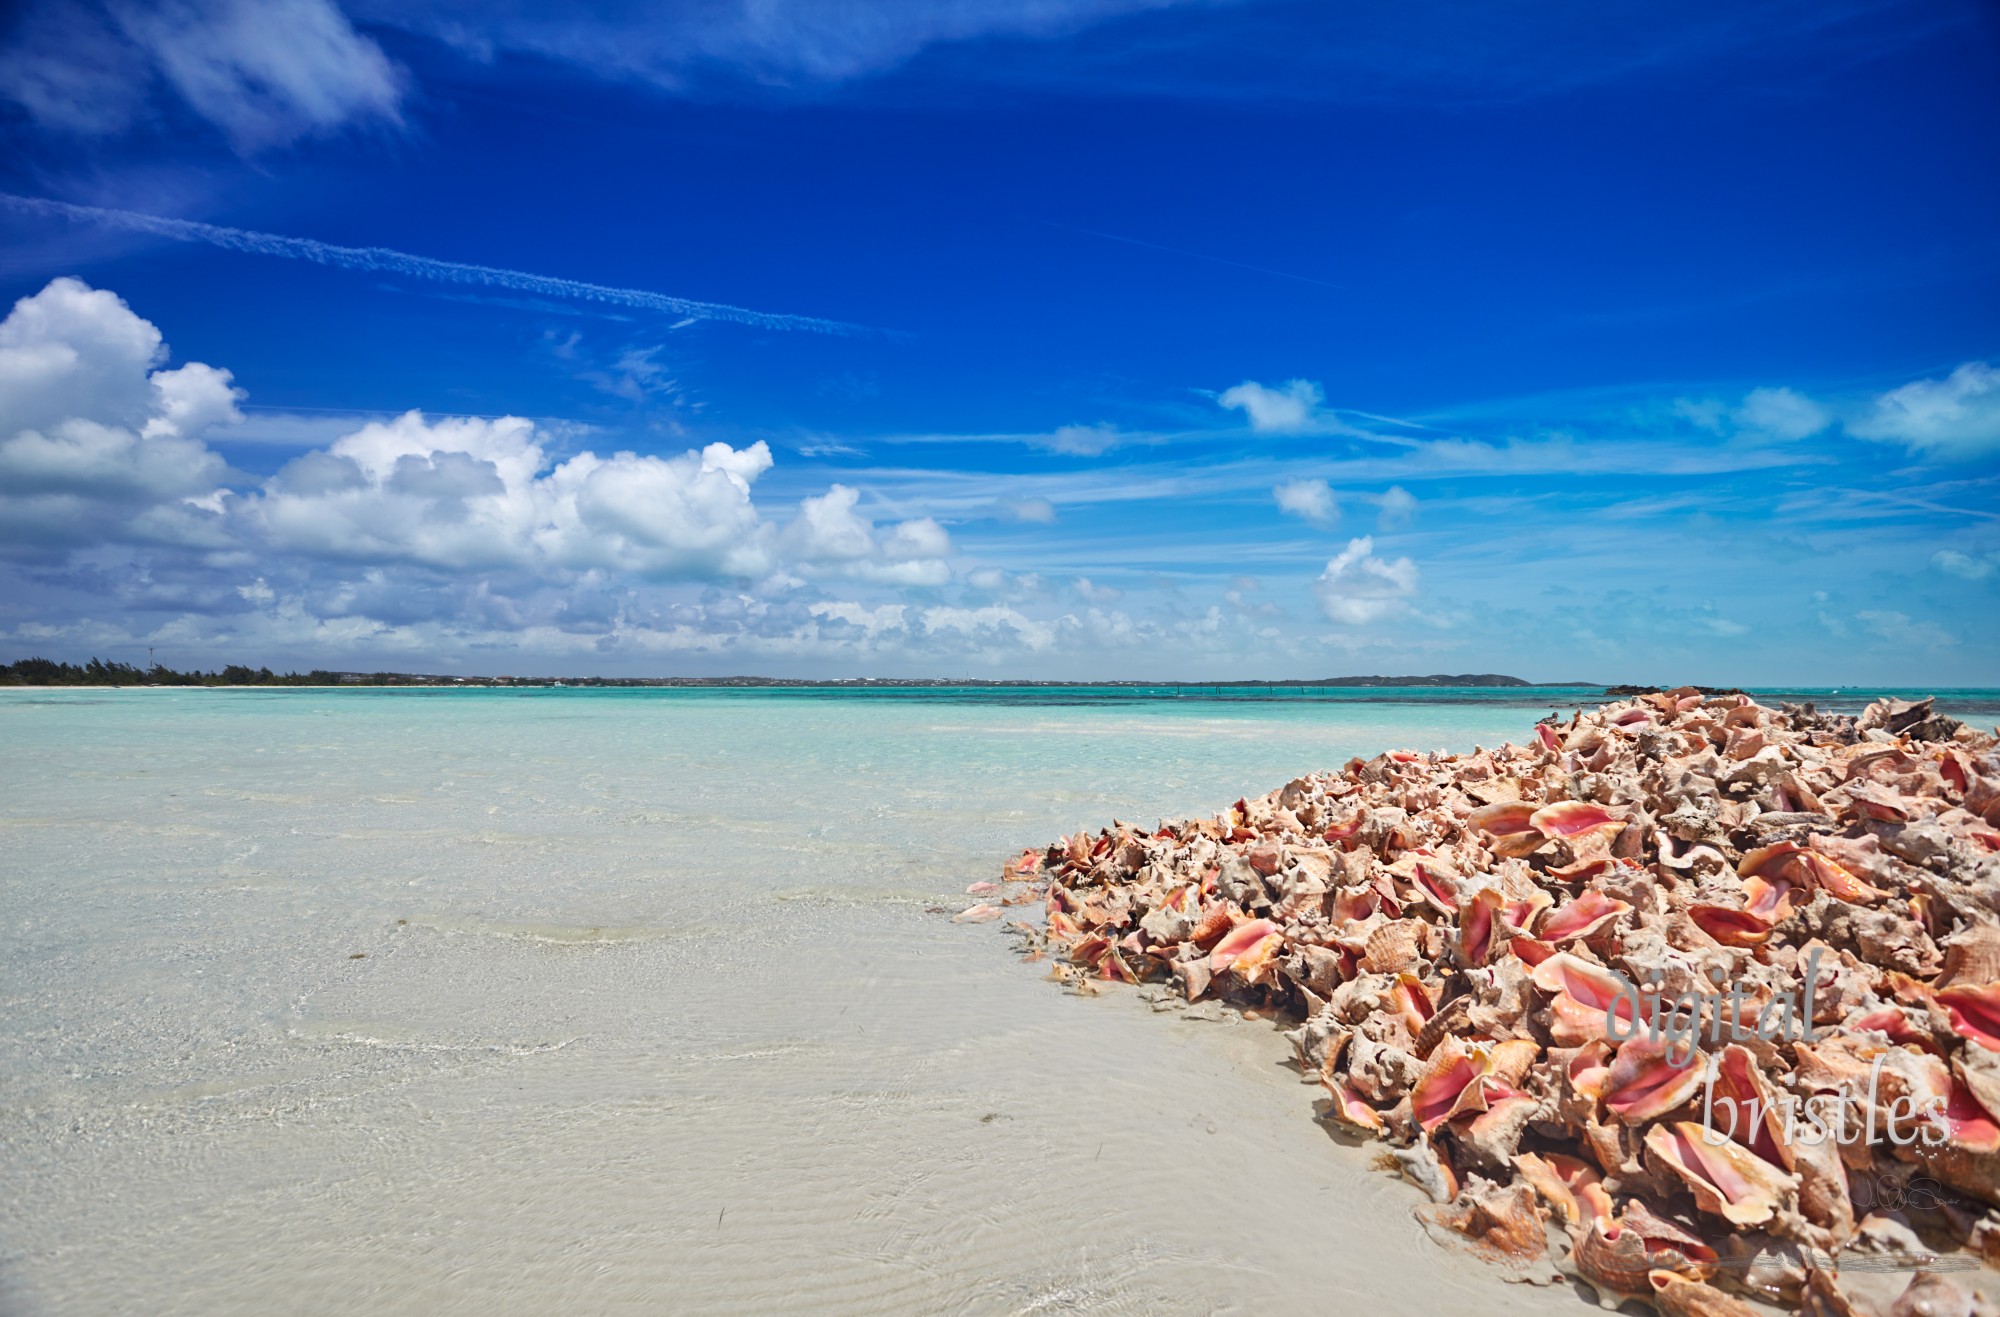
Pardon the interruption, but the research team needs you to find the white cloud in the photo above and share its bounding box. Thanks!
[1735,386,1830,440]
[1856,609,1958,648]
[780,484,952,585]
[1036,422,1126,456]
[1375,484,1417,527]
[919,604,1057,651]
[1273,477,1337,526]
[1849,362,2000,459]
[0,275,166,436]
[145,361,246,440]
[255,412,783,579]
[809,600,907,637]
[994,496,1056,524]
[965,567,1043,600]
[1219,378,1324,434]
[1312,535,1417,625]
[0,277,988,663]
[355,0,1190,90]
[1073,576,1122,602]
[1933,549,1998,582]
[0,0,404,151]
[883,516,949,560]
[0,277,232,547]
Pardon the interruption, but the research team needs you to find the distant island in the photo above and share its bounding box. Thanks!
[1,658,1592,690]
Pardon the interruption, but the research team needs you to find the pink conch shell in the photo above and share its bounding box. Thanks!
[953,902,1003,922]
[1740,874,1796,923]
[1391,974,1435,1039]
[1530,800,1624,841]
[1566,1039,1615,1104]
[1412,1036,1538,1132]
[1603,1036,1705,1125]
[1688,904,1774,948]
[1460,887,1504,964]
[1937,984,2000,1051]
[1209,917,1283,975]
[1501,890,1554,935]
[1512,1152,1583,1224]
[1705,1044,1790,1168]
[1535,723,1562,753]
[1737,841,1802,881]
[1534,952,1643,1045]
[1469,801,1546,858]
[1332,886,1379,923]
[1420,1176,1550,1265]
[1798,852,1889,904]
[1326,1079,1385,1132]
[1000,848,1043,878]
[1539,890,1631,943]
[1570,1207,1655,1301]
[1643,1120,1796,1225]
[1648,1270,1761,1317]
[1321,810,1364,841]
[1847,1006,1937,1054]
[1412,1035,1482,1132]
[1509,936,1557,967]
[1188,905,1234,949]
[1411,859,1461,913]
[1944,1077,2000,1153]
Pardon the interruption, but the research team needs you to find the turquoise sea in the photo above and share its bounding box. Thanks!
[1,686,1992,1314]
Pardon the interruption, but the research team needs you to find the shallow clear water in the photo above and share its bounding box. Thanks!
[0,687,1991,1314]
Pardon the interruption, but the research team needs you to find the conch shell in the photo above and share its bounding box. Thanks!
[1643,1120,1797,1225]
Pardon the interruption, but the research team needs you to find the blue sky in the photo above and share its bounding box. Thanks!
[0,0,1996,682]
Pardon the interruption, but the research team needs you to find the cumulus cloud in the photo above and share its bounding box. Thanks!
[253,412,780,579]
[1273,477,1337,526]
[1375,485,1417,527]
[919,604,1057,651]
[0,276,983,668]
[0,0,404,151]
[0,277,234,549]
[1312,535,1417,625]
[1072,576,1122,602]
[1219,378,1325,434]
[1849,362,2000,459]
[780,484,952,585]
[964,567,1043,600]
[808,600,907,637]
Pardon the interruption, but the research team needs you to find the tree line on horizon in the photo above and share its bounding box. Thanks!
[1,657,393,686]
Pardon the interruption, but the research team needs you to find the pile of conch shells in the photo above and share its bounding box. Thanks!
[974,691,2000,1316]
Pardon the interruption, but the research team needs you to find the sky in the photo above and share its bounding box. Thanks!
[0,0,1996,684]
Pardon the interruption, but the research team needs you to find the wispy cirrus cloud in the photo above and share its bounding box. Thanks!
[351,0,1201,91]
[0,193,872,336]
[0,0,403,151]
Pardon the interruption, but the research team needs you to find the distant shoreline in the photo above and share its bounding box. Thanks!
[3,669,1592,690]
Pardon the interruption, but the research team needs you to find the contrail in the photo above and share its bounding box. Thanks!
[1,192,868,336]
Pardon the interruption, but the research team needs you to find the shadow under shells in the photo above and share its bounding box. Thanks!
[973,691,2000,1317]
